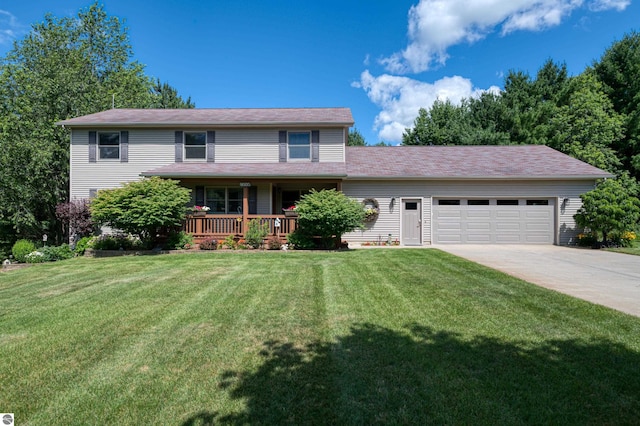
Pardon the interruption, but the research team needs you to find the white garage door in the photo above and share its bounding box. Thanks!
[433,198,555,244]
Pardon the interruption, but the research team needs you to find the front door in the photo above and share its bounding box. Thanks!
[402,199,422,246]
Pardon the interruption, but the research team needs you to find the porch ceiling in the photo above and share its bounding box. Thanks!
[142,162,347,179]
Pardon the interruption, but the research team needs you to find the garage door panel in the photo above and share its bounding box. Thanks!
[467,234,492,243]
[466,222,491,230]
[525,211,552,219]
[466,210,491,218]
[433,198,554,245]
[495,235,522,243]
[437,222,462,230]
[496,211,521,219]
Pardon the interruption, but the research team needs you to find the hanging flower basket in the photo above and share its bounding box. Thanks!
[362,198,380,222]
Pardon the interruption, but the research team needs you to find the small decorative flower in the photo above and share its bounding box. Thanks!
[193,205,210,212]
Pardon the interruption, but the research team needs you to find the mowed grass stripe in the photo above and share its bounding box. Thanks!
[1,250,639,424]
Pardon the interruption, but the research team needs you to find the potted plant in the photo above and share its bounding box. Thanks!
[192,205,210,216]
[282,205,298,217]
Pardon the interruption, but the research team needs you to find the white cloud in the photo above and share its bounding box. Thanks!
[0,10,21,44]
[354,70,500,143]
[382,0,630,74]
[589,0,630,11]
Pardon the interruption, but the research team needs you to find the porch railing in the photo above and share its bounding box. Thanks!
[184,214,298,242]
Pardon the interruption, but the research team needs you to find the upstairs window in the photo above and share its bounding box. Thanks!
[98,132,120,160]
[185,132,206,160]
[288,132,310,160]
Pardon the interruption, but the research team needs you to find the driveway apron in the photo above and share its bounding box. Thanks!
[436,245,640,317]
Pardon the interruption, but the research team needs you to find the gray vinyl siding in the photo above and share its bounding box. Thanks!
[343,179,597,246]
[70,129,175,200]
[257,184,271,214]
[318,129,345,162]
[215,130,280,163]
[216,129,345,163]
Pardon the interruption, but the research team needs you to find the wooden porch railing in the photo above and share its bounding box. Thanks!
[184,214,298,242]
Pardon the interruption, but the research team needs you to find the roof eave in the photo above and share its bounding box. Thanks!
[141,172,348,179]
[344,174,612,180]
[57,121,354,128]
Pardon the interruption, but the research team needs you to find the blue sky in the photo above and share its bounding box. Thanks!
[0,0,638,144]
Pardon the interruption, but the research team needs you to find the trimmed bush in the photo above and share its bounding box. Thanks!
[287,229,316,250]
[90,234,144,250]
[295,189,365,249]
[267,236,282,250]
[74,236,92,256]
[90,177,191,245]
[12,239,36,263]
[199,238,218,250]
[41,244,74,261]
[165,231,194,250]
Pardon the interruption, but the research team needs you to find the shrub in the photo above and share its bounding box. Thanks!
[166,231,194,250]
[74,236,92,256]
[25,251,45,263]
[55,199,95,238]
[576,233,598,247]
[90,234,144,250]
[221,235,237,249]
[41,244,74,262]
[267,236,282,250]
[199,238,218,250]
[12,239,36,263]
[295,189,365,249]
[90,177,191,245]
[245,218,269,248]
[287,229,316,250]
[574,175,640,243]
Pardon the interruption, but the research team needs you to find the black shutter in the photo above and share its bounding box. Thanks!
[88,131,97,163]
[120,131,129,163]
[207,130,215,163]
[311,130,320,162]
[279,131,287,162]
[195,186,205,206]
[175,131,183,162]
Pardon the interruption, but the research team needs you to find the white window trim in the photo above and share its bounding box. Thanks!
[184,131,207,161]
[287,131,311,161]
[97,131,120,161]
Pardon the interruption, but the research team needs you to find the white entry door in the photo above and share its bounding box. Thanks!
[402,199,422,246]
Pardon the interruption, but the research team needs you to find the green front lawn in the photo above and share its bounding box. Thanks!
[1,250,639,424]
[607,246,640,256]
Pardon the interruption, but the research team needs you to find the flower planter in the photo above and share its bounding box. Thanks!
[283,210,298,218]
[192,211,207,217]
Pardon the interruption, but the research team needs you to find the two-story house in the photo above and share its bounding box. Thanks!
[59,107,611,246]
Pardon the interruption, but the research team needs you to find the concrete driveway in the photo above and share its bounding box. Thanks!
[436,245,640,317]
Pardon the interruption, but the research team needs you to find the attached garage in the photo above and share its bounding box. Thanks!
[433,198,555,244]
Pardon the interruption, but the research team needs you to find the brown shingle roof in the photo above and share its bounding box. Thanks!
[142,162,347,178]
[141,146,609,180]
[58,108,354,127]
[345,145,612,179]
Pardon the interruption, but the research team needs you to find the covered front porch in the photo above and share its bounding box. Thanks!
[141,161,347,243]
[180,179,342,243]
